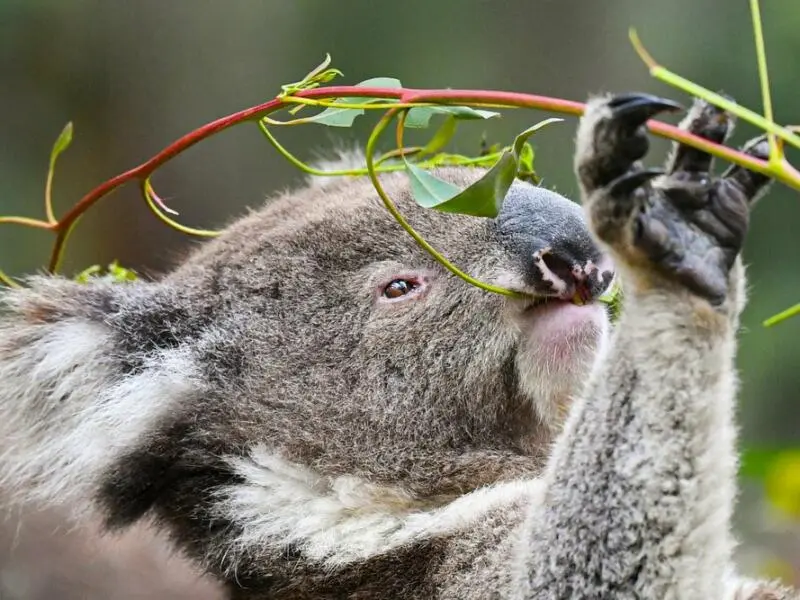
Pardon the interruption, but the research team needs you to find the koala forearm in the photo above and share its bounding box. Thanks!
[508,93,774,599]
[518,279,741,598]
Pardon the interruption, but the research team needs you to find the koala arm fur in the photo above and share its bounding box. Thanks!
[518,263,744,597]
[510,96,787,599]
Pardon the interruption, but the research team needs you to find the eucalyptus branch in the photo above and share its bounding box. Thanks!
[1,83,782,277]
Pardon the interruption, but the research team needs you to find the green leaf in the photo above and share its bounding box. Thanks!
[45,121,74,221]
[406,117,562,218]
[305,77,402,127]
[75,261,137,284]
[597,278,623,321]
[405,161,466,207]
[418,116,458,157]
[354,76,402,89]
[49,122,73,170]
[404,105,500,129]
[511,118,562,157]
[280,53,343,97]
[516,141,538,184]
[107,260,138,283]
[75,265,102,283]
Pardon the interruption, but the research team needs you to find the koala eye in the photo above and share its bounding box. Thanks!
[383,279,417,299]
[375,272,431,305]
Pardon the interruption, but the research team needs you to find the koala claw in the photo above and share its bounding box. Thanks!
[577,93,773,306]
[607,92,683,126]
[577,93,681,192]
[608,167,665,197]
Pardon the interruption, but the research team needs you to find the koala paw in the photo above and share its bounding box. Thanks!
[575,93,773,306]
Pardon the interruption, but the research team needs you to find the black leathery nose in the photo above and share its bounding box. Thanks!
[495,181,614,300]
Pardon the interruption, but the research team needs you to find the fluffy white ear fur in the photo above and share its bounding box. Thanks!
[0,316,197,523]
[305,147,368,190]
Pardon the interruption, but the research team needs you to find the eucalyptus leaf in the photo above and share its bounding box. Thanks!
[405,117,562,218]
[511,118,562,156]
[355,77,403,88]
[49,122,73,174]
[418,116,458,157]
[74,265,101,283]
[405,162,464,209]
[306,77,402,127]
[517,142,535,178]
[75,260,137,284]
[597,279,623,321]
[280,54,343,97]
[404,105,500,129]
[406,144,516,219]
[304,53,333,81]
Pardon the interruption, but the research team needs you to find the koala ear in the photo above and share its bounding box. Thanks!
[0,276,197,526]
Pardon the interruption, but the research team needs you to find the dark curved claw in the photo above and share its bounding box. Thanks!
[608,93,683,128]
[608,168,665,197]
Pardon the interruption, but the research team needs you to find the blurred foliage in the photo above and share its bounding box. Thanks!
[0,0,798,586]
[765,451,800,518]
[74,260,137,284]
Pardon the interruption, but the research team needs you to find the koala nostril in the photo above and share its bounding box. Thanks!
[531,248,578,299]
[533,249,574,295]
[530,246,614,302]
[540,253,573,289]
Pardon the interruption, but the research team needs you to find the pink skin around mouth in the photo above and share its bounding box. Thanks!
[511,299,609,420]
[521,300,609,362]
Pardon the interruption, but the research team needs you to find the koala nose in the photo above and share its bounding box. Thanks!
[495,182,614,302]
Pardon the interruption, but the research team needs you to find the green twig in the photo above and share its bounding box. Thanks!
[257,119,505,178]
[0,216,54,229]
[0,269,19,288]
[763,304,800,327]
[142,179,218,238]
[750,0,779,162]
[630,29,800,153]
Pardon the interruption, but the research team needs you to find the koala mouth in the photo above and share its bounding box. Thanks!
[511,295,609,420]
[515,296,609,356]
[521,296,577,312]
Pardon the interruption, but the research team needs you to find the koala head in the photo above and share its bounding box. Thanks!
[0,160,614,583]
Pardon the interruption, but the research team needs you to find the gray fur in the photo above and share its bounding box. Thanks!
[0,94,795,599]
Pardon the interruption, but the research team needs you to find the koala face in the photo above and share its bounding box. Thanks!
[100,164,609,493]
[0,162,614,581]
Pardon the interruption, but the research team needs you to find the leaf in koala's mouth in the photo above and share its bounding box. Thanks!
[597,279,623,322]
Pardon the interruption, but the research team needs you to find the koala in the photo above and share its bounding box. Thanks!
[0,92,796,600]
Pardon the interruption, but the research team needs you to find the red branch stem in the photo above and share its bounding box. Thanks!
[0,85,773,272]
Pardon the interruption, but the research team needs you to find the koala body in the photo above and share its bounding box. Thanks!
[0,94,796,599]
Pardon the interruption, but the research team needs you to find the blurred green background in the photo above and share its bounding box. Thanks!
[1,0,799,592]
